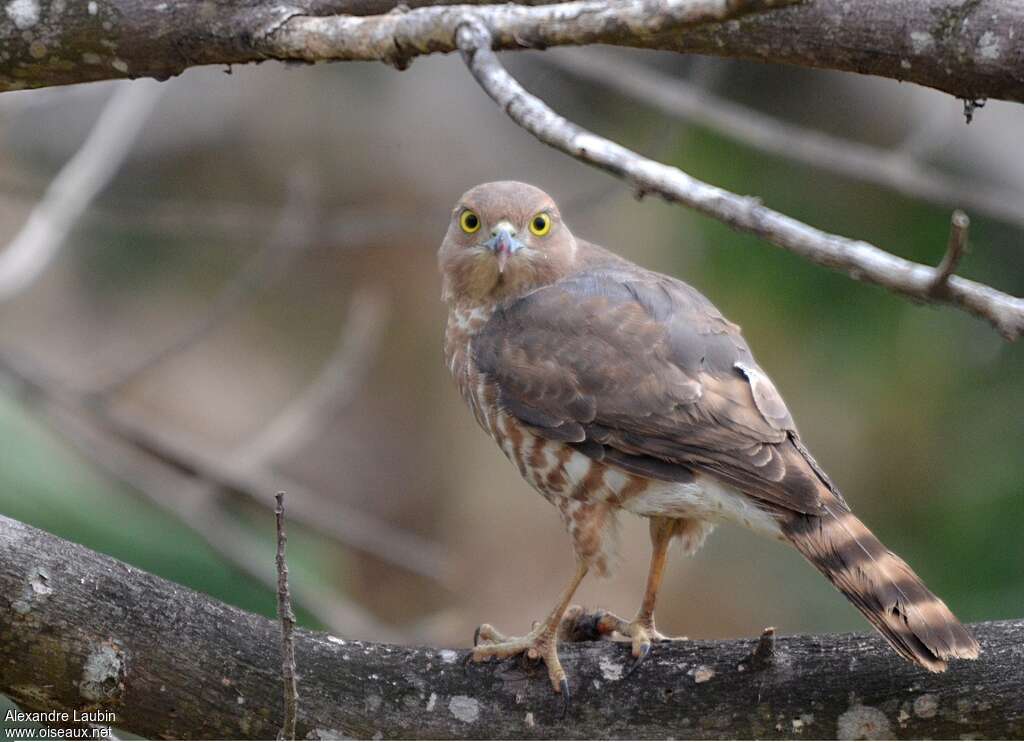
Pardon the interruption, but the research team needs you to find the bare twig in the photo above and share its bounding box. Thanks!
[457,23,1024,341]
[0,82,163,300]
[275,493,300,741]
[931,210,970,297]
[544,51,1024,231]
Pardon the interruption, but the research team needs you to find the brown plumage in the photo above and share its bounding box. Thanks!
[439,181,978,695]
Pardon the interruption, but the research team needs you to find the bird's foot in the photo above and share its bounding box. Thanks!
[472,622,568,697]
[588,610,678,675]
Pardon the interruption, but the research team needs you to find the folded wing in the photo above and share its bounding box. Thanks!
[473,268,829,516]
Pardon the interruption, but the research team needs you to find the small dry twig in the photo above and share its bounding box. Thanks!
[931,210,970,297]
[275,492,300,741]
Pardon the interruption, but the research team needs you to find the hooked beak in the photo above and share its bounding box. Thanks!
[483,221,525,274]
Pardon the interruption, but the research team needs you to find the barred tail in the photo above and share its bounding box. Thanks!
[783,503,979,672]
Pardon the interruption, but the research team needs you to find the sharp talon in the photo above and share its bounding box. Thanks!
[473,625,482,647]
[558,677,570,717]
[625,642,651,677]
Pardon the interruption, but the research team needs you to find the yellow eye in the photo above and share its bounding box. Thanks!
[529,212,551,236]
[460,210,481,233]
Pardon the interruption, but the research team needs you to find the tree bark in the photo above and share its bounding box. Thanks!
[2,0,1022,103]
[639,0,1024,104]
[2,514,1022,740]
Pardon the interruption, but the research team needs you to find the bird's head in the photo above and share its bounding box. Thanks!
[438,181,577,304]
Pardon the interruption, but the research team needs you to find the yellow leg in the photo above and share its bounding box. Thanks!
[473,559,588,696]
[594,517,682,671]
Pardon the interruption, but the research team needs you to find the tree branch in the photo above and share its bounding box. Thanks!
[266,0,792,69]
[544,51,1024,231]
[3,514,1023,739]
[0,0,788,90]
[7,0,1023,104]
[636,0,1024,105]
[456,23,1024,341]
[0,82,162,299]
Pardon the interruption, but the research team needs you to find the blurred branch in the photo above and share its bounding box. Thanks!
[457,23,1024,341]
[238,286,390,465]
[0,82,162,300]
[88,167,321,398]
[4,514,1024,739]
[117,286,397,636]
[0,349,402,638]
[0,350,453,586]
[3,0,1024,106]
[544,51,1024,231]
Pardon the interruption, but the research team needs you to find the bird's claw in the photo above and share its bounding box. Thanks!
[625,641,652,677]
[469,621,569,705]
[474,622,509,646]
[587,609,677,676]
[558,677,571,717]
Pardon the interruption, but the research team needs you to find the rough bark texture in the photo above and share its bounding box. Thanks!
[2,0,1023,103]
[640,0,1024,104]
[0,0,789,91]
[2,514,1023,740]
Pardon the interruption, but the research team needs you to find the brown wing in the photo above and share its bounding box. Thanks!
[473,268,829,515]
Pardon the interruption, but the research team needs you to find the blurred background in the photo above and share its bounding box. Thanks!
[1,44,1022,725]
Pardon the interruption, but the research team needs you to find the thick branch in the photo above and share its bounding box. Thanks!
[0,0,789,90]
[267,0,790,68]
[637,0,1024,105]
[457,23,1024,341]
[5,0,1023,104]
[3,514,1023,739]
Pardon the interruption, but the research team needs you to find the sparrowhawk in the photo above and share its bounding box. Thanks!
[438,181,978,699]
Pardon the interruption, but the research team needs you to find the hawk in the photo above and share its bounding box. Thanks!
[439,181,978,698]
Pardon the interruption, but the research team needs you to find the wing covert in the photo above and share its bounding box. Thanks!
[473,270,825,515]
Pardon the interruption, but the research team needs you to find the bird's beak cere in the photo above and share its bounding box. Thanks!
[483,221,525,274]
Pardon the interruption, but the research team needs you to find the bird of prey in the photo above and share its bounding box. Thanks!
[438,181,978,698]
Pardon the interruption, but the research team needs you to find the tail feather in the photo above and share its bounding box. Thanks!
[784,502,979,672]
